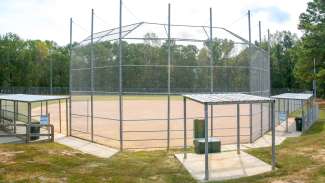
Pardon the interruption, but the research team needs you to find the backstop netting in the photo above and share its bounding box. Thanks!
[70,22,270,150]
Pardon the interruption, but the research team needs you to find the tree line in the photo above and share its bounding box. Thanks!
[0,0,324,97]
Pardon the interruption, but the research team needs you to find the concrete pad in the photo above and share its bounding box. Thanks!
[175,151,271,182]
[55,134,118,158]
[222,118,301,152]
[0,130,22,144]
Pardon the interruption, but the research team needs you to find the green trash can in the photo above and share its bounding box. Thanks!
[30,122,40,141]
[194,137,221,154]
[194,119,205,139]
[295,117,302,131]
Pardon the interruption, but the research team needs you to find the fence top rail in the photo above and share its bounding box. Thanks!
[271,92,313,100]
[0,94,69,103]
[183,93,274,105]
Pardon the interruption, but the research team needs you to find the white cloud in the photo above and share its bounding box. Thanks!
[0,0,310,45]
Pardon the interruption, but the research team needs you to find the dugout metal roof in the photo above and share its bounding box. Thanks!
[183,93,274,105]
[0,94,69,102]
[271,93,313,100]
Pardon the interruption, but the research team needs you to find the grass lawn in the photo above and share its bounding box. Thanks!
[0,105,324,183]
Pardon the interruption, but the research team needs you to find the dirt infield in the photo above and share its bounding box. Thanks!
[32,96,271,150]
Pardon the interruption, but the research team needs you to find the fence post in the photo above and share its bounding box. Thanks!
[260,103,263,136]
[183,97,187,159]
[59,99,62,134]
[250,103,253,143]
[167,3,171,151]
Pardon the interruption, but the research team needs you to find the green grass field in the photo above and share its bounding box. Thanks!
[0,104,324,183]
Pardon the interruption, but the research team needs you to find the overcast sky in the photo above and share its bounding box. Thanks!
[0,0,310,46]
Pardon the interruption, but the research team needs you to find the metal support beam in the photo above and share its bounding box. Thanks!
[167,3,171,151]
[204,103,209,180]
[119,0,124,151]
[237,104,240,154]
[267,29,271,96]
[307,99,310,128]
[260,103,263,136]
[277,99,280,124]
[286,99,289,132]
[269,103,271,131]
[0,100,2,128]
[210,106,213,136]
[249,103,253,143]
[66,98,69,136]
[27,102,31,143]
[41,102,43,115]
[183,97,187,159]
[301,100,305,132]
[59,99,62,134]
[271,101,276,170]
[46,101,48,116]
[13,101,16,133]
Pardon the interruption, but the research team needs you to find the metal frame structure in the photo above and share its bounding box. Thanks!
[182,93,276,180]
[69,2,271,151]
[271,93,319,132]
[0,94,70,142]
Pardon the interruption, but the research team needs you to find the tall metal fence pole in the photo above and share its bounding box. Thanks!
[167,3,171,150]
[119,0,124,151]
[50,50,53,95]
[183,97,187,159]
[90,9,95,142]
[69,17,73,137]
[258,21,262,96]
[258,21,262,45]
[248,10,252,94]
[209,7,214,137]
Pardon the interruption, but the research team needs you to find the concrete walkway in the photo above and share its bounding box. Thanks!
[55,134,118,158]
[0,130,23,144]
[223,118,301,151]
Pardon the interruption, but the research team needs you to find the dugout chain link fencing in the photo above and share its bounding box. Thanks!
[69,5,272,150]
[274,96,319,131]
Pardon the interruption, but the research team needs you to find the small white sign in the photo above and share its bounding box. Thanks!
[40,115,49,125]
[279,112,287,122]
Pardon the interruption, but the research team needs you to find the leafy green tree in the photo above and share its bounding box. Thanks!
[295,0,325,97]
